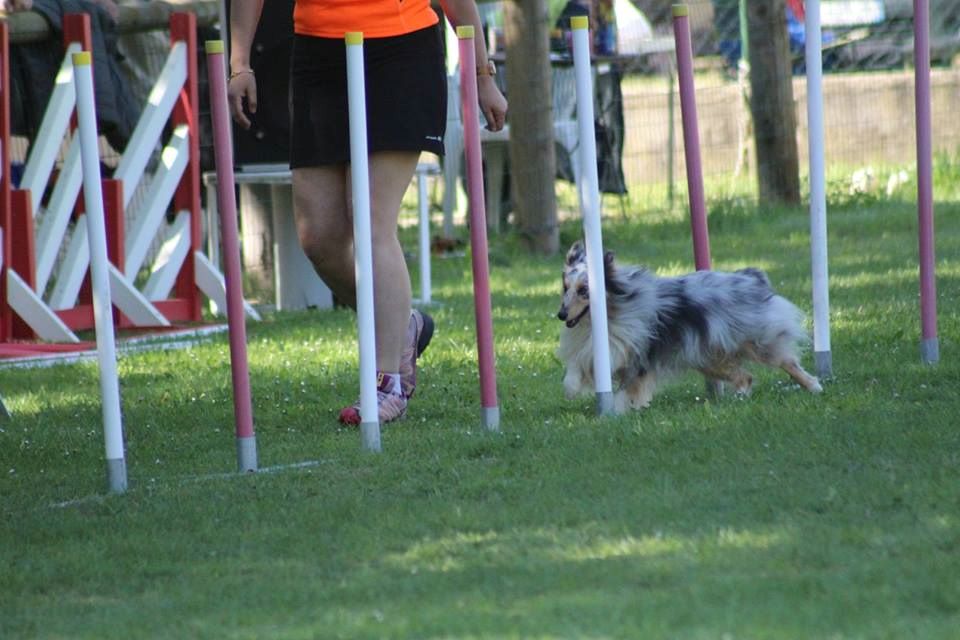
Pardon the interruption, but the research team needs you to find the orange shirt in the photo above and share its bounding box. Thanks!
[294,0,440,39]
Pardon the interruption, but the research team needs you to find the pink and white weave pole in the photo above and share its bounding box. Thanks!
[457,26,500,432]
[672,5,711,271]
[913,0,939,364]
[205,41,258,471]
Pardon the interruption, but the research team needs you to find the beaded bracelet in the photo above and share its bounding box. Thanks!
[229,69,255,81]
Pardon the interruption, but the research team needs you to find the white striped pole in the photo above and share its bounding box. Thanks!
[72,51,127,493]
[913,0,939,364]
[805,0,833,379]
[570,16,614,416]
[345,32,381,451]
[417,170,432,305]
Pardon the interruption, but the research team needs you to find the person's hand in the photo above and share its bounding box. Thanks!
[478,75,507,132]
[3,0,34,13]
[228,69,257,129]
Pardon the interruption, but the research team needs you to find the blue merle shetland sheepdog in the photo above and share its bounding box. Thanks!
[556,241,822,413]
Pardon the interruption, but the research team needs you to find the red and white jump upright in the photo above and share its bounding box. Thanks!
[0,12,250,358]
[1,21,12,343]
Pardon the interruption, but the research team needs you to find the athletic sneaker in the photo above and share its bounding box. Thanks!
[400,309,434,399]
[338,373,408,425]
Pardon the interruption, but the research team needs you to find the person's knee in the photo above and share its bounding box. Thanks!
[368,225,401,254]
[294,215,349,274]
[367,205,403,250]
[298,222,340,256]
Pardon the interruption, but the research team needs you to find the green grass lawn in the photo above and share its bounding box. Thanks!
[2,181,959,638]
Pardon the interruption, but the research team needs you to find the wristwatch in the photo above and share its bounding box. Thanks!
[477,59,497,77]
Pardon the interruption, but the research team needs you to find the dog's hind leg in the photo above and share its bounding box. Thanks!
[781,360,823,393]
[624,373,657,410]
[749,339,823,394]
[700,363,753,396]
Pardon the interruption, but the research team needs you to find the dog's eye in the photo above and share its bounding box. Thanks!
[577,286,588,297]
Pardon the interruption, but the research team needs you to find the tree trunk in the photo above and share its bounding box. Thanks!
[746,0,800,204]
[502,0,559,255]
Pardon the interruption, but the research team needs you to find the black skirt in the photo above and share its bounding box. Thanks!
[289,24,447,167]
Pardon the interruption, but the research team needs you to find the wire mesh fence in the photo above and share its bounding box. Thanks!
[648,0,960,205]
[493,0,960,214]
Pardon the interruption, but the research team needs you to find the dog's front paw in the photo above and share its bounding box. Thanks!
[613,391,633,414]
[564,384,584,400]
[563,373,587,399]
[734,375,754,396]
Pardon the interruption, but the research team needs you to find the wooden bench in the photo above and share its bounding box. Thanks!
[203,161,441,312]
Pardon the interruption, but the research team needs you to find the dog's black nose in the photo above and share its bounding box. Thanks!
[557,309,567,321]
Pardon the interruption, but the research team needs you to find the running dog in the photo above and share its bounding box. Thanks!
[556,241,822,413]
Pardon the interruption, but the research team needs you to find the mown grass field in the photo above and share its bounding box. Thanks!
[1,162,958,638]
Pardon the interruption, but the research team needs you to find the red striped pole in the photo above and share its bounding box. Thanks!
[457,26,500,432]
[672,5,711,271]
[205,40,258,471]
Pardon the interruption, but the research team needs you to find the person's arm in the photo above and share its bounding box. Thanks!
[439,0,508,132]
[227,0,265,129]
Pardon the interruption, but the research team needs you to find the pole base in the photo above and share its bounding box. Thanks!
[921,338,939,364]
[482,406,500,432]
[596,391,615,416]
[361,422,382,452]
[106,457,127,494]
[237,435,258,473]
[814,350,833,379]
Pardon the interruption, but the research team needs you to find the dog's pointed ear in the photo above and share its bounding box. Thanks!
[565,240,585,266]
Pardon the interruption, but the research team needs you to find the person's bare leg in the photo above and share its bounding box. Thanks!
[361,151,419,373]
[292,165,356,306]
[292,153,418,374]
